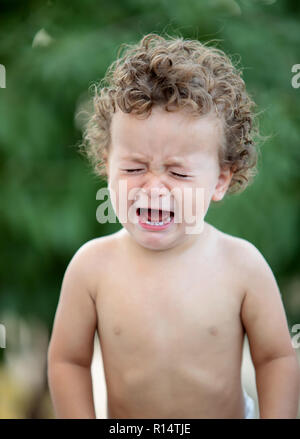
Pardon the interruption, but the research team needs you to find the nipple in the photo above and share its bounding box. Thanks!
[113,325,121,335]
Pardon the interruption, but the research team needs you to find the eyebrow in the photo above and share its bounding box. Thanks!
[120,154,188,166]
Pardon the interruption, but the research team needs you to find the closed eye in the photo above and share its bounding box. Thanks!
[122,169,190,178]
[171,172,189,178]
[123,169,144,173]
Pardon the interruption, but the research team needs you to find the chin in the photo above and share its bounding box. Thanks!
[132,226,180,252]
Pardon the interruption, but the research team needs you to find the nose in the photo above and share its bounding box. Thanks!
[142,181,168,198]
[135,174,171,210]
[141,170,169,197]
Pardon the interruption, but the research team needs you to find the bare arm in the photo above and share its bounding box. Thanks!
[47,241,99,419]
[240,242,300,419]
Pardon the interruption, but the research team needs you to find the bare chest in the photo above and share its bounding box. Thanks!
[95,253,244,367]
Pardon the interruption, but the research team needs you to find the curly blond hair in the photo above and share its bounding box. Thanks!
[80,33,260,194]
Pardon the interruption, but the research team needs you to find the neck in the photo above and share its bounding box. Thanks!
[119,221,212,262]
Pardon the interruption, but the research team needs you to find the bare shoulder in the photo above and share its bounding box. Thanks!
[75,232,116,259]
[69,230,123,299]
[209,224,275,294]
[76,228,124,259]
[211,225,265,264]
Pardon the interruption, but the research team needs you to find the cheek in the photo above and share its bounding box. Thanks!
[181,181,214,218]
[108,177,139,216]
[195,164,220,198]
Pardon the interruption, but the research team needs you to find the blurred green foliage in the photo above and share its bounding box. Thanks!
[0,0,300,356]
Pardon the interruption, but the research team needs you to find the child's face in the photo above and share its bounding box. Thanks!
[105,105,232,251]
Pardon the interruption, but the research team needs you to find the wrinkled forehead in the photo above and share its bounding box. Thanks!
[110,106,224,161]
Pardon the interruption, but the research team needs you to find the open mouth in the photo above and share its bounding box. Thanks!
[136,208,174,226]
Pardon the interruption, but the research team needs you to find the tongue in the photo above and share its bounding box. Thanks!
[148,209,169,222]
[140,209,170,222]
[149,209,161,222]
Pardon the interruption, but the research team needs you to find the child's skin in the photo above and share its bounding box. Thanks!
[47,106,300,419]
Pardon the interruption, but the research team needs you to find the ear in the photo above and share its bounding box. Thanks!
[211,166,233,202]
